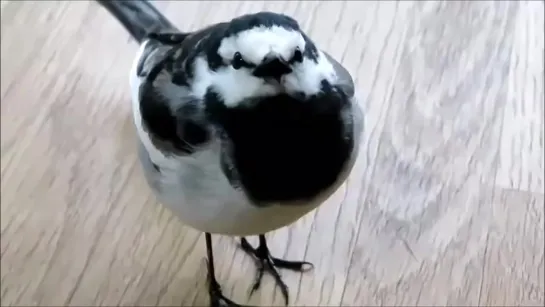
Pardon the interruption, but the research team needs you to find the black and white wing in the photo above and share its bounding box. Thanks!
[323,50,364,150]
[130,39,210,157]
[322,51,355,98]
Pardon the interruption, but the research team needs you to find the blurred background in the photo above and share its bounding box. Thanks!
[1,1,543,306]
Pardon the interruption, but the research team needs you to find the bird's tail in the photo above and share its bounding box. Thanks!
[95,0,179,43]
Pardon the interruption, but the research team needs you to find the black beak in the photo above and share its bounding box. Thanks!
[252,55,292,81]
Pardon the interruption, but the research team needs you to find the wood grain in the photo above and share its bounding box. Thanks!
[496,0,545,194]
[1,1,543,306]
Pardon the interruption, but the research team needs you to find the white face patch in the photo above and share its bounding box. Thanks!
[218,26,306,65]
[282,50,338,97]
[191,57,281,108]
[193,26,340,107]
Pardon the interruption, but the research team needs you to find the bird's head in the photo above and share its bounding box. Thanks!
[195,12,338,107]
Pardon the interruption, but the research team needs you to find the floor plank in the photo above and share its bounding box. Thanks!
[479,189,544,307]
[1,1,543,306]
[341,1,525,305]
[496,1,545,194]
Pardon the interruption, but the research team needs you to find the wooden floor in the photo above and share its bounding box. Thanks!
[1,1,544,306]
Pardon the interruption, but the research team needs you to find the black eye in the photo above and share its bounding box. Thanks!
[291,47,303,63]
[232,52,245,70]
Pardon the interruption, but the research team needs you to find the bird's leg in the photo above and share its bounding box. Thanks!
[239,235,314,306]
[205,233,244,307]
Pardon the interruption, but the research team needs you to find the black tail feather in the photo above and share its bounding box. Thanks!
[95,0,180,43]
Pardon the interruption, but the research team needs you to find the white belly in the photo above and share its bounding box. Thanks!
[136,142,339,236]
[167,202,320,236]
[153,178,325,236]
[136,140,348,236]
[146,160,346,236]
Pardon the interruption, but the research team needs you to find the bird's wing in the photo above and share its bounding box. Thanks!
[322,51,355,98]
[134,40,210,156]
[321,51,364,152]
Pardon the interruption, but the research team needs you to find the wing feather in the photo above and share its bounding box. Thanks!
[323,51,355,98]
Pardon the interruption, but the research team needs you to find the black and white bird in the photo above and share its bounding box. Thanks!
[96,1,363,306]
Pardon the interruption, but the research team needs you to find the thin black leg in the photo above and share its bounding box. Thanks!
[206,233,244,307]
[239,234,314,306]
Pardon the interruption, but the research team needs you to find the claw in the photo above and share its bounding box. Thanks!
[239,236,314,306]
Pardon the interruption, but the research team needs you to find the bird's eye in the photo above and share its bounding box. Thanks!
[232,52,245,70]
[291,47,303,63]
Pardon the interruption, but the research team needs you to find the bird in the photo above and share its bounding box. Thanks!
[95,1,363,306]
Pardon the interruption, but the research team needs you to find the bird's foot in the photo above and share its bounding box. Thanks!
[239,236,314,305]
[207,260,245,307]
[205,232,252,307]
